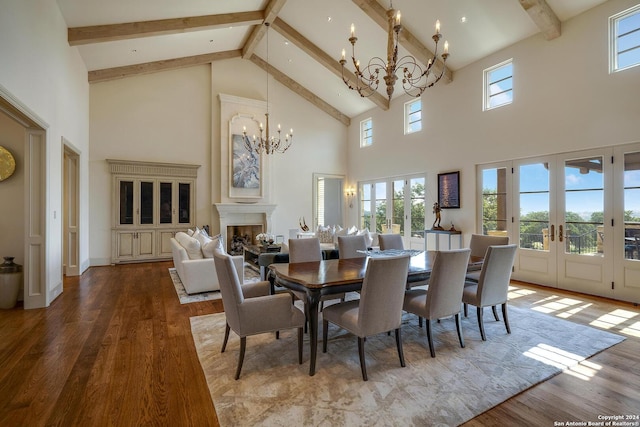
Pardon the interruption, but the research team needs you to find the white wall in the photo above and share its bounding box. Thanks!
[346,0,640,240]
[0,0,90,305]
[88,57,347,263]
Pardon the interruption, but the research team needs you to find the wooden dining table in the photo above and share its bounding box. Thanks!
[269,251,483,376]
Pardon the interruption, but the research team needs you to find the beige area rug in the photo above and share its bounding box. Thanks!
[191,304,624,426]
[169,265,261,304]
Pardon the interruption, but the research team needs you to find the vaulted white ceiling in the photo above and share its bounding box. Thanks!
[56,0,608,121]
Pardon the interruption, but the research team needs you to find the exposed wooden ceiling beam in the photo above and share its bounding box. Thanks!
[518,0,561,40]
[249,54,351,126]
[351,0,453,84]
[87,50,242,83]
[68,11,263,45]
[242,0,288,59]
[272,17,389,111]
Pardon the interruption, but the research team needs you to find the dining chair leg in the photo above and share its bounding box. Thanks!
[455,313,465,349]
[477,307,487,341]
[418,316,423,328]
[492,305,500,321]
[358,337,368,381]
[395,328,406,367]
[221,322,230,353]
[298,327,304,364]
[235,337,246,380]
[464,303,468,317]
[425,319,436,358]
[322,320,329,353]
[275,331,280,339]
[502,303,511,334]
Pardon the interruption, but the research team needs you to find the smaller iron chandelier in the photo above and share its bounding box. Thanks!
[243,22,293,155]
[339,1,450,101]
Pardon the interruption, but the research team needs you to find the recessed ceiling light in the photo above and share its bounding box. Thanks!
[284,40,289,46]
[288,59,292,63]
[327,16,332,23]
[460,16,467,23]
[131,49,137,53]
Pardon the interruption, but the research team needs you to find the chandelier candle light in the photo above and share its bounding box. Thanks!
[340,1,449,100]
[243,22,293,155]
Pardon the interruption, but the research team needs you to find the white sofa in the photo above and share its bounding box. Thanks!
[170,233,244,294]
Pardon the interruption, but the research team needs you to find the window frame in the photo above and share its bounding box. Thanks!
[609,4,640,73]
[404,98,422,135]
[483,59,514,111]
[360,117,373,148]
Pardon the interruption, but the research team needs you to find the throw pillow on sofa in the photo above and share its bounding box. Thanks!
[175,231,204,260]
[201,234,224,258]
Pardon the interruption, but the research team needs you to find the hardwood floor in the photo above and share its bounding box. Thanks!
[0,262,638,426]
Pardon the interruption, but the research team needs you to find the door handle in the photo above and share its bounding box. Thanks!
[550,224,555,242]
[559,225,564,242]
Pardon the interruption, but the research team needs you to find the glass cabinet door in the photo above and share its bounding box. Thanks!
[140,181,154,225]
[119,180,134,225]
[178,182,191,224]
[159,182,173,224]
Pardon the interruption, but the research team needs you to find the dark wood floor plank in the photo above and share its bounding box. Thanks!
[0,262,637,427]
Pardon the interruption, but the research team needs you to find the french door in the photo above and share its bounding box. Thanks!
[478,143,640,303]
[359,174,426,249]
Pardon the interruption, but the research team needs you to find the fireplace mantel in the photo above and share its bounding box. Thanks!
[214,203,276,251]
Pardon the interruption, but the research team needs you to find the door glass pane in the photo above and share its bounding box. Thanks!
[140,181,154,225]
[624,152,640,260]
[410,177,425,238]
[159,182,172,224]
[519,163,549,251]
[482,168,508,235]
[179,183,191,224]
[119,181,134,225]
[564,157,603,256]
[360,184,371,229]
[392,180,404,234]
[375,182,387,233]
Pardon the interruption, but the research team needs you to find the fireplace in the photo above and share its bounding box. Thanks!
[214,203,277,254]
[226,224,263,255]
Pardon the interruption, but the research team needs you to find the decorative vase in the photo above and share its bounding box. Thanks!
[0,256,22,309]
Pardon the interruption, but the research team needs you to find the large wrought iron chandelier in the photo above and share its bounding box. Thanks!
[243,22,293,154]
[339,1,450,101]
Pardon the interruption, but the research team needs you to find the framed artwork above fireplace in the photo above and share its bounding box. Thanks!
[228,113,264,200]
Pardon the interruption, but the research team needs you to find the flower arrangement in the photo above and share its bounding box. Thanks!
[255,233,275,246]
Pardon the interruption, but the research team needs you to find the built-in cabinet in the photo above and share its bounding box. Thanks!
[107,159,200,263]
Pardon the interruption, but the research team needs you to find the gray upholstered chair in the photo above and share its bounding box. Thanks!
[463,244,517,341]
[288,237,344,315]
[213,250,305,380]
[378,233,404,251]
[322,255,411,381]
[403,248,471,357]
[465,233,510,282]
[337,235,367,259]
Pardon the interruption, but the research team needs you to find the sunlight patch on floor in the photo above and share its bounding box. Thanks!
[532,297,588,315]
[508,286,536,300]
[564,359,602,381]
[590,309,639,330]
[523,343,585,371]
[620,321,640,338]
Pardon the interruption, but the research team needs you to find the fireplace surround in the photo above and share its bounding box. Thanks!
[214,203,276,253]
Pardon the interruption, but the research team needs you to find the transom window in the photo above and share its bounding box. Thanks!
[483,59,513,111]
[360,118,372,147]
[610,4,640,73]
[404,99,422,134]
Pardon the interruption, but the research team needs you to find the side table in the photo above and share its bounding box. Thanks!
[424,229,463,251]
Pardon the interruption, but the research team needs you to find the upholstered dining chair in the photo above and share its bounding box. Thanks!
[465,233,510,282]
[463,244,517,341]
[403,248,471,357]
[322,255,411,381]
[378,233,404,251]
[337,235,367,259]
[213,250,305,380]
[288,237,344,315]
